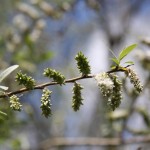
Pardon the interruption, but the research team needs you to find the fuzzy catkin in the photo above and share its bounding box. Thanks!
[40,88,52,118]
[10,95,22,111]
[108,74,122,110]
[125,68,143,93]
[94,72,114,97]
[95,72,122,111]
[72,82,83,111]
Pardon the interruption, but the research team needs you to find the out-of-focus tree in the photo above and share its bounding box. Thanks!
[0,0,150,150]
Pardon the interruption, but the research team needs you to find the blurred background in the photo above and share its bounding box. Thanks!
[0,0,150,150]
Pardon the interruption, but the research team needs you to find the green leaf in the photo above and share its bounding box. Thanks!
[109,49,118,59]
[0,65,19,83]
[119,44,137,61]
[125,61,134,65]
[111,66,116,69]
[111,58,119,65]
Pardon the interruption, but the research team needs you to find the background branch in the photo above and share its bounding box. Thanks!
[40,136,150,149]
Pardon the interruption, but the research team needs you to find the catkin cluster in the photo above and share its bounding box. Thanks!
[95,72,122,110]
[4,50,144,117]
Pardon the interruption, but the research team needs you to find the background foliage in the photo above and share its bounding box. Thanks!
[0,0,150,150]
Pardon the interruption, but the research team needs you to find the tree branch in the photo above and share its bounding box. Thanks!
[0,74,94,99]
[0,65,131,99]
[40,136,150,149]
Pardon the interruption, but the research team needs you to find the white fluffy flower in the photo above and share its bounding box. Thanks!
[94,72,114,97]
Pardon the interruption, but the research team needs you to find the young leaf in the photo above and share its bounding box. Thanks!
[0,65,19,83]
[119,44,137,61]
[111,66,116,69]
[109,49,118,59]
[111,58,119,65]
[125,61,134,65]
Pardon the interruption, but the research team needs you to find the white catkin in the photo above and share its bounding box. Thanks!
[94,72,114,97]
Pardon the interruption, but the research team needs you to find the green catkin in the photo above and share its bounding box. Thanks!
[72,82,83,111]
[125,68,143,93]
[108,74,122,111]
[15,71,35,89]
[43,68,65,85]
[40,88,52,118]
[75,51,91,76]
[10,95,22,111]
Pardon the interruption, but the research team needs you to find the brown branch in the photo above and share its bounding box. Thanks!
[40,136,150,149]
[0,74,94,99]
[0,65,132,99]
